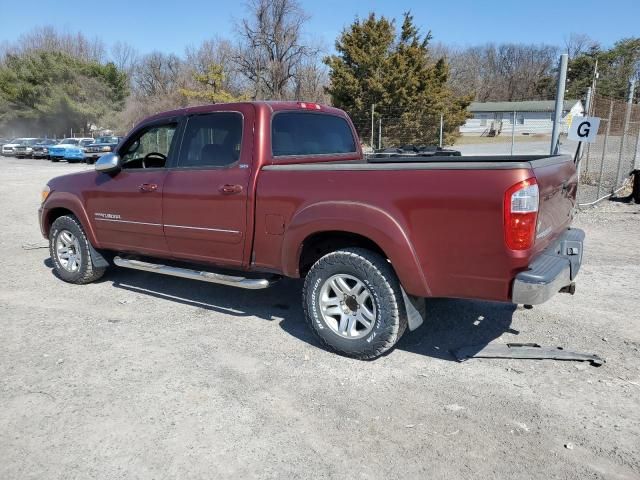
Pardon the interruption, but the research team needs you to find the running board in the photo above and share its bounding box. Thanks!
[113,256,272,290]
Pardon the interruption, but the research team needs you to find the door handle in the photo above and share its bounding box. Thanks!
[220,184,243,194]
[139,183,158,192]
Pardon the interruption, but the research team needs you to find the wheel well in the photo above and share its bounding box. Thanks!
[299,231,387,277]
[44,208,75,235]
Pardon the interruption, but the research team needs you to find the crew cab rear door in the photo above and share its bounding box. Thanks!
[162,108,253,267]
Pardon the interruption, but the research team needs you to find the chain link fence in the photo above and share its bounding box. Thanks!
[578,94,640,205]
[348,105,446,153]
[345,94,639,206]
[347,96,581,156]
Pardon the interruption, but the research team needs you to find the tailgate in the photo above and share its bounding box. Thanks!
[530,155,577,251]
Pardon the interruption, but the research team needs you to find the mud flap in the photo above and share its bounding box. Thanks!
[89,244,110,268]
[400,287,425,331]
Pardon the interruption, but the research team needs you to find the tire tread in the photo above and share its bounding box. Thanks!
[303,247,408,360]
[49,215,106,284]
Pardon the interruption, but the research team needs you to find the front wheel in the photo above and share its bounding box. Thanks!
[303,247,408,359]
[49,215,106,284]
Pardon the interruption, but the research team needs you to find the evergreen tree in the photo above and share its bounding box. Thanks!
[0,50,128,136]
[325,12,470,147]
[567,38,640,100]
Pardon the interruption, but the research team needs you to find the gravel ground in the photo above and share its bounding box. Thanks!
[1,157,639,480]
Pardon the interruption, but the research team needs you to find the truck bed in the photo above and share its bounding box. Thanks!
[257,153,577,301]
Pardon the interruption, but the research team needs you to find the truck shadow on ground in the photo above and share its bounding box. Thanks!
[45,258,518,361]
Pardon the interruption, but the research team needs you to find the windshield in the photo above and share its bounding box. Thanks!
[80,139,94,146]
[60,139,79,145]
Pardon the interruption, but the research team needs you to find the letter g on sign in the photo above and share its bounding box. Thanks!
[568,116,600,143]
[577,121,590,138]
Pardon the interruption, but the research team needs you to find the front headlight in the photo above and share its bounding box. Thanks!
[43,147,49,153]
[101,146,112,152]
[41,185,50,203]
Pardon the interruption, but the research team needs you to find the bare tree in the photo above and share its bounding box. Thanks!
[132,52,184,98]
[293,60,329,102]
[235,0,318,99]
[445,43,559,101]
[564,33,597,59]
[13,26,106,62]
[111,41,138,76]
[184,37,244,96]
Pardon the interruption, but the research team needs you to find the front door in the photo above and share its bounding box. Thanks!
[86,121,179,256]
[162,110,252,267]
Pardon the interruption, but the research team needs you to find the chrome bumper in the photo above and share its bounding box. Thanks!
[512,228,585,305]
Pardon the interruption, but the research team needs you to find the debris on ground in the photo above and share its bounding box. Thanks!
[453,343,605,367]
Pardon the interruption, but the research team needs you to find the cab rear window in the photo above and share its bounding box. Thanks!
[272,112,356,157]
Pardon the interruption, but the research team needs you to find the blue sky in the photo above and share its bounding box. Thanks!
[1,0,638,55]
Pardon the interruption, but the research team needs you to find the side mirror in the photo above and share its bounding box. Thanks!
[95,153,121,173]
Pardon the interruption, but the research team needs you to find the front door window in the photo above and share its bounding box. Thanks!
[121,124,177,169]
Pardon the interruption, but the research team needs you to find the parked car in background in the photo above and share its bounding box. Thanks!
[14,138,44,158]
[2,138,27,157]
[0,138,10,147]
[48,138,94,163]
[84,136,122,164]
[32,139,59,159]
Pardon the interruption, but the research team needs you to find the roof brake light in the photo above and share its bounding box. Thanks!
[298,102,322,110]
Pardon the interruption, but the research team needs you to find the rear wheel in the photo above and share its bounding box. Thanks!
[303,247,408,359]
[49,215,106,284]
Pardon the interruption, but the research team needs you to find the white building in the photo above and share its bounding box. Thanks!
[459,100,584,136]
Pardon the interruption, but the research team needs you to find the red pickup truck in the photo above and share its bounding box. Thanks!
[39,101,584,359]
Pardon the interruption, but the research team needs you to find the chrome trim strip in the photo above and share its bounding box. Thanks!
[164,224,240,234]
[94,216,239,234]
[94,218,162,227]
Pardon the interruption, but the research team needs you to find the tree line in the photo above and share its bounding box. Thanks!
[0,0,639,145]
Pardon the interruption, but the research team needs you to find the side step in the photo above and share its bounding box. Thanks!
[113,256,272,290]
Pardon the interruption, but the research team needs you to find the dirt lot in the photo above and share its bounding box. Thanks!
[1,157,639,480]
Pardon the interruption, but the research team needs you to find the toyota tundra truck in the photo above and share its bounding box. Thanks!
[39,101,584,359]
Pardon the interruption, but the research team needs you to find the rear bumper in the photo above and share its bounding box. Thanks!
[511,228,585,305]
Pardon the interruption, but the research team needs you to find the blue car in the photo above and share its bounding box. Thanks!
[48,138,94,163]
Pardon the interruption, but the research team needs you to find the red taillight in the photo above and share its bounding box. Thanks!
[504,178,539,250]
[297,102,322,110]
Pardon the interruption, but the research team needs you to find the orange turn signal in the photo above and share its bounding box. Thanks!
[41,185,50,203]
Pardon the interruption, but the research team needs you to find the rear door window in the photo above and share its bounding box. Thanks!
[272,112,356,157]
[177,113,243,168]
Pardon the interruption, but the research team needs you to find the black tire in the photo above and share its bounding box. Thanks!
[51,158,59,162]
[49,215,106,284]
[303,247,408,360]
